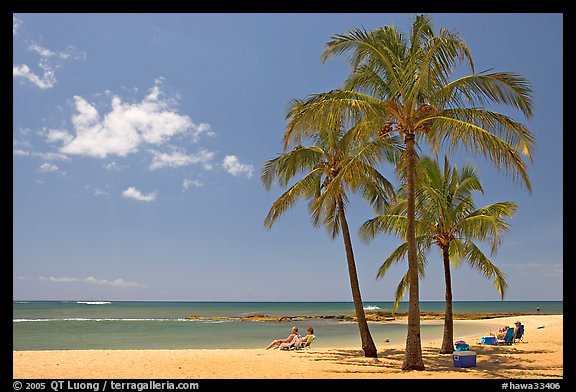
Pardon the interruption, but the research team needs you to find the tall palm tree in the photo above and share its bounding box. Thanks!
[282,15,535,369]
[360,155,516,353]
[262,126,398,358]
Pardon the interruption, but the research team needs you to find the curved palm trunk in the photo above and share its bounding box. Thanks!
[337,196,378,358]
[403,133,425,370]
[440,245,455,354]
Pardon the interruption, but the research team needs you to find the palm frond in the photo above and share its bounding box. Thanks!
[389,242,429,313]
[460,201,518,254]
[424,116,532,192]
[284,90,387,149]
[456,165,483,196]
[408,14,434,56]
[386,248,429,313]
[447,237,467,267]
[359,214,408,242]
[263,168,323,229]
[343,63,391,100]
[321,26,406,92]
[312,196,340,239]
[392,271,410,313]
[311,136,397,218]
[462,241,508,298]
[261,146,325,190]
[352,162,396,213]
[376,242,409,279]
[310,184,349,235]
[407,26,474,107]
[261,155,282,192]
[429,108,536,163]
[436,72,534,118]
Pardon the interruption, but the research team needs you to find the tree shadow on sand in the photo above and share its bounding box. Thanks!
[297,345,562,378]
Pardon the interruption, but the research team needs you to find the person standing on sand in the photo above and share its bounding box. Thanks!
[265,326,299,350]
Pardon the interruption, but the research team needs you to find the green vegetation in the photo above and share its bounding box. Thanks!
[264,14,534,370]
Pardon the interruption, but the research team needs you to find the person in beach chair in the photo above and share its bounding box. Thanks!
[497,326,515,345]
[513,321,525,343]
[299,327,315,349]
[279,334,302,350]
[492,326,509,339]
[265,326,299,350]
[280,326,315,350]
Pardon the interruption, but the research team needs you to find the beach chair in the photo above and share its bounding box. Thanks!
[279,335,302,350]
[497,327,515,345]
[514,324,525,343]
[299,334,315,349]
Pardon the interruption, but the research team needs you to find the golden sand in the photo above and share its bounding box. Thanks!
[13,314,562,379]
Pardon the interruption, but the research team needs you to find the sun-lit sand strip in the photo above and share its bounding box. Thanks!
[13,315,562,379]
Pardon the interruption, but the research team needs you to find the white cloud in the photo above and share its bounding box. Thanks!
[38,163,58,172]
[13,64,55,89]
[46,129,73,145]
[42,276,77,283]
[13,148,70,161]
[190,122,216,142]
[94,188,109,197]
[82,184,110,197]
[14,42,83,89]
[13,15,22,35]
[57,82,204,158]
[38,162,65,175]
[13,149,29,157]
[183,178,203,190]
[13,33,85,89]
[28,42,86,61]
[103,161,124,171]
[149,148,214,170]
[122,186,156,202]
[222,155,254,178]
[85,276,143,287]
[39,276,145,288]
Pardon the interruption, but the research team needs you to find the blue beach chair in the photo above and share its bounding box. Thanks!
[514,324,525,343]
[497,327,515,345]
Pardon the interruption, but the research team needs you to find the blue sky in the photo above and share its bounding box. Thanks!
[13,13,563,302]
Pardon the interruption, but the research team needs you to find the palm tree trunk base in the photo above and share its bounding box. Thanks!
[402,364,426,371]
[363,347,378,358]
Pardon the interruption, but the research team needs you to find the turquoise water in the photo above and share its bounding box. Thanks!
[13,301,562,351]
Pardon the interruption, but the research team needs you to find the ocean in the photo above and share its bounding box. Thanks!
[13,301,562,351]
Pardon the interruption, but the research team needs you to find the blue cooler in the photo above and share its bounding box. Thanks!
[453,350,476,368]
[481,335,497,345]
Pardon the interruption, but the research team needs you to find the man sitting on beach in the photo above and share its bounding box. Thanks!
[513,320,523,339]
[265,326,299,350]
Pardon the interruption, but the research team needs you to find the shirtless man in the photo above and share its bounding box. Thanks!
[265,326,298,350]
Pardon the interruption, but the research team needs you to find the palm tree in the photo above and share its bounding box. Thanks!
[262,126,398,358]
[360,155,516,353]
[282,15,535,369]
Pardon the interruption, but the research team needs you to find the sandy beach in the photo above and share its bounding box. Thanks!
[13,314,562,379]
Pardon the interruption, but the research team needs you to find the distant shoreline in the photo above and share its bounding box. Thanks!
[186,310,556,322]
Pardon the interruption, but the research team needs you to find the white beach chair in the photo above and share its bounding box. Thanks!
[279,335,302,350]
